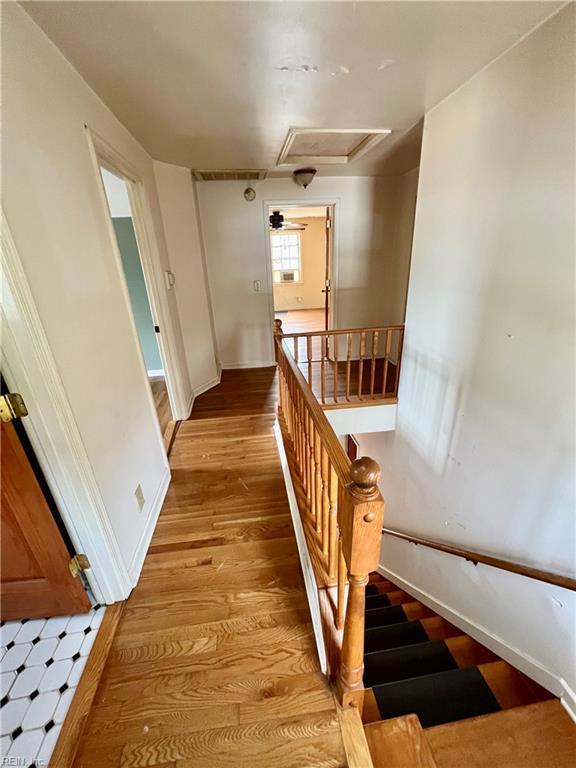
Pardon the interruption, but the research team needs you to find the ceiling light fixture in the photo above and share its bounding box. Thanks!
[293,167,317,189]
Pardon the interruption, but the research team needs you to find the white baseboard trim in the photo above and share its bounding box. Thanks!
[129,465,171,586]
[195,374,221,397]
[560,679,576,722]
[221,360,276,370]
[182,374,221,420]
[184,389,195,420]
[274,419,327,674]
[147,368,164,378]
[378,562,575,716]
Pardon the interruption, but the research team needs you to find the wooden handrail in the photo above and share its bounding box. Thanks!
[383,528,576,592]
[280,324,405,338]
[278,321,405,405]
[274,319,385,704]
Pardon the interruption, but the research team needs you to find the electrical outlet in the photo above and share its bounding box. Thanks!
[135,484,145,510]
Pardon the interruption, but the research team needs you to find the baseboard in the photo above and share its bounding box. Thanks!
[378,563,569,704]
[560,679,576,722]
[184,388,195,420]
[50,601,125,766]
[147,368,164,377]
[195,374,221,397]
[273,419,327,674]
[221,360,276,370]
[129,466,171,585]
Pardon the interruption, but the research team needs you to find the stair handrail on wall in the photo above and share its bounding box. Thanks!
[274,318,385,705]
[383,527,576,592]
[279,322,405,406]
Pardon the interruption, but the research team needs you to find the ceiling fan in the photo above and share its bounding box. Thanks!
[269,210,308,231]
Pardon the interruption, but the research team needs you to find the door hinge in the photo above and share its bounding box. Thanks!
[0,393,29,423]
[154,325,160,333]
[69,554,91,578]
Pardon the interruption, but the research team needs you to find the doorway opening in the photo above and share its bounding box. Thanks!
[268,205,334,336]
[99,167,172,441]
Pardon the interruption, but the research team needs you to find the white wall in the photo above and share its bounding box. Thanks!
[153,161,219,401]
[1,6,199,588]
[357,6,576,704]
[197,176,417,368]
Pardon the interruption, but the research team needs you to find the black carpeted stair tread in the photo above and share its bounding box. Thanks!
[365,603,408,629]
[366,584,381,597]
[364,639,458,687]
[365,593,391,609]
[372,666,501,728]
[364,620,429,654]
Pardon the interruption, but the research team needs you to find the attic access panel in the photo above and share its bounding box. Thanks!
[277,128,391,166]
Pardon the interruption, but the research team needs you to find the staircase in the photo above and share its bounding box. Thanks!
[361,573,576,767]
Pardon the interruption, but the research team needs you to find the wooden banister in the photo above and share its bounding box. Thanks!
[383,528,576,592]
[274,319,385,704]
[277,322,405,405]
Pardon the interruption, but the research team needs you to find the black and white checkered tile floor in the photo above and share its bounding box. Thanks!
[0,593,105,766]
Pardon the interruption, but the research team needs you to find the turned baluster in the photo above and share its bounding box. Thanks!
[328,465,339,580]
[345,333,352,401]
[370,331,379,398]
[338,457,385,701]
[320,446,329,558]
[357,331,366,400]
[336,537,346,630]
[314,429,322,537]
[382,329,392,397]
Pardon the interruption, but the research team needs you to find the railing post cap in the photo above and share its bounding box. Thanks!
[350,457,381,497]
[274,318,283,335]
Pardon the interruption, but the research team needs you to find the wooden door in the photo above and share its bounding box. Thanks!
[1,420,91,620]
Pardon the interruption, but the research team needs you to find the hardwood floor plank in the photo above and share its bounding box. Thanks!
[74,369,344,767]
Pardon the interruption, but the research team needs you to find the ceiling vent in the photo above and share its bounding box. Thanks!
[192,169,268,182]
[277,128,391,167]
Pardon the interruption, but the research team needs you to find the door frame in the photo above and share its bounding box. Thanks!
[262,199,339,361]
[1,213,131,604]
[85,126,189,423]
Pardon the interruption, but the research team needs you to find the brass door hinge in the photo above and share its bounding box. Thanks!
[0,393,28,423]
[69,554,91,578]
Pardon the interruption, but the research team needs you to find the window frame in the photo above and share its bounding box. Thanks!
[270,230,303,285]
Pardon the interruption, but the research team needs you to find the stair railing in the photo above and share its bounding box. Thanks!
[278,323,404,405]
[274,319,385,704]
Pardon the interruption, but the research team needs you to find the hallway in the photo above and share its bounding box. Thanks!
[73,369,346,767]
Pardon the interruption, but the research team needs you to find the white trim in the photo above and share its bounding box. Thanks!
[195,374,221,397]
[378,561,575,712]
[147,368,164,378]
[128,465,171,585]
[221,360,276,370]
[182,374,221,419]
[85,126,190,422]
[277,127,391,167]
[1,213,132,604]
[560,680,576,723]
[274,420,327,674]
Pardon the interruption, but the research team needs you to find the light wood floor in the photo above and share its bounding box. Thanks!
[275,308,325,335]
[149,375,171,437]
[74,368,347,767]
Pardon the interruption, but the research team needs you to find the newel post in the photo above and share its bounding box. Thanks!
[338,457,385,705]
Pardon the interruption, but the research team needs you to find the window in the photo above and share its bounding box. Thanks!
[271,232,301,283]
